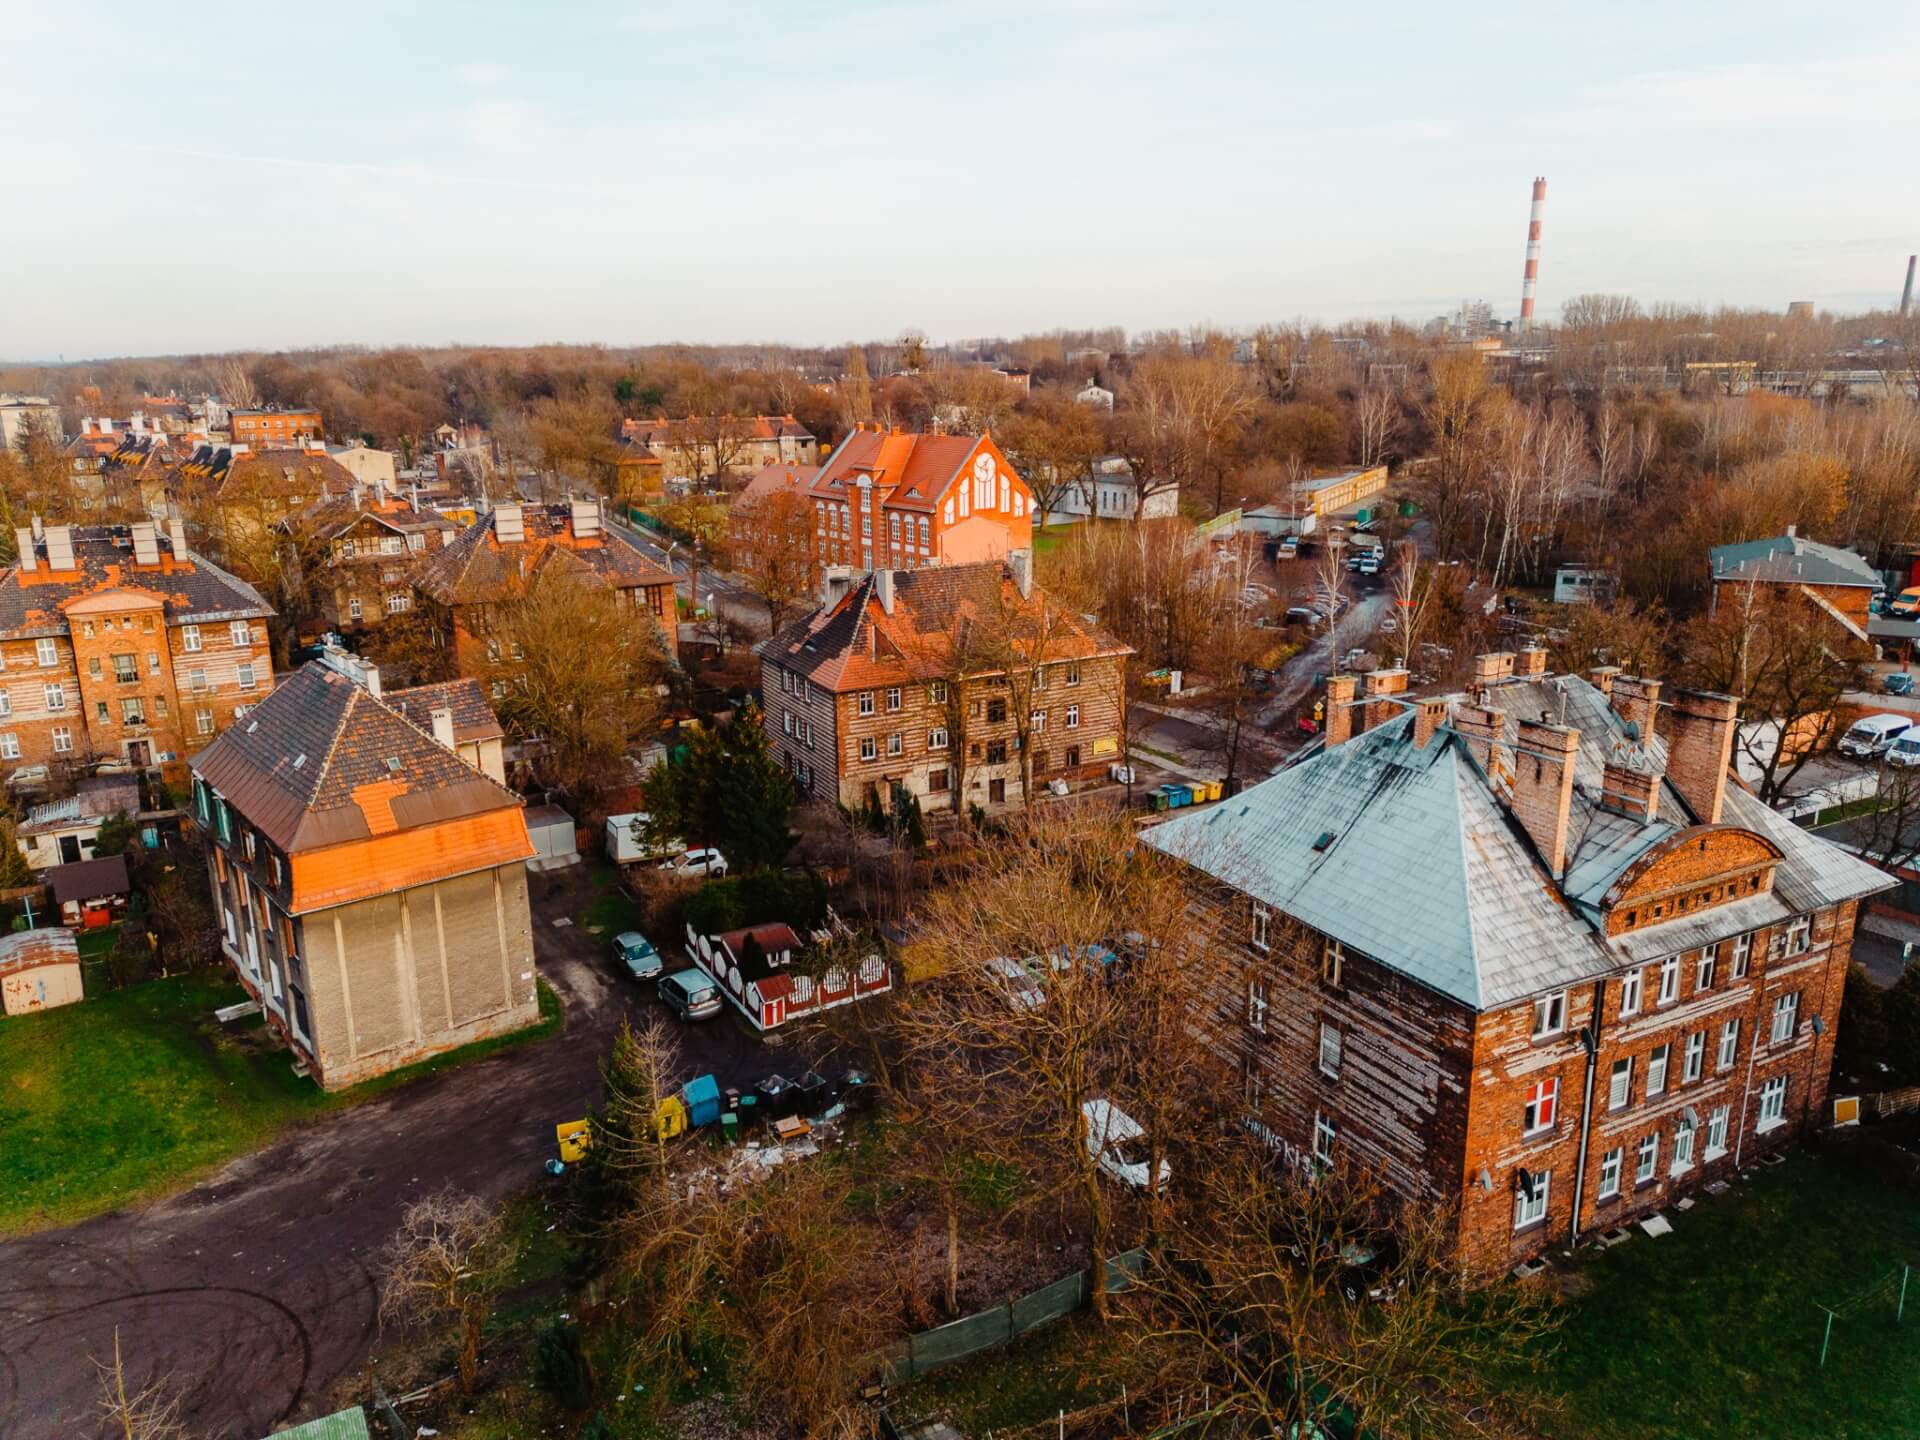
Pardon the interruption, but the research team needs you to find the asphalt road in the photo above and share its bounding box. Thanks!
[615,515,769,636]
[0,867,796,1440]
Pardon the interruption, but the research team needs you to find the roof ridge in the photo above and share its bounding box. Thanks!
[306,675,363,803]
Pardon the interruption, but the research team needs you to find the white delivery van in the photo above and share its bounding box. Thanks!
[1886,726,1920,768]
[1838,713,1913,760]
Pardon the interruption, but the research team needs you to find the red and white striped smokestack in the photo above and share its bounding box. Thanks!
[1518,176,1546,331]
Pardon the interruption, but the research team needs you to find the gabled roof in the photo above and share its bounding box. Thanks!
[761,560,1130,692]
[621,414,814,445]
[1146,673,1894,1011]
[387,677,506,743]
[190,662,525,857]
[0,526,273,639]
[299,493,457,540]
[736,464,821,509]
[413,504,675,607]
[808,427,994,511]
[1709,533,1879,589]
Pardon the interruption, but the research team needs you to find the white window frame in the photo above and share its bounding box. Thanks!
[928,727,949,751]
[196,707,215,736]
[1246,979,1269,1033]
[1522,1076,1559,1136]
[1513,1169,1549,1230]
[1697,945,1717,990]
[858,736,877,762]
[1757,1075,1788,1130]
[886,732,902,757]
[1619,968,1642,1016]
[1671,1116,1696,1174]
[858,691,875,717]
[1608,1056,1633,1111]
[1657,955,1679,1005]
[1647,1043,1669,1096]
[0,691,10,718]
[1718,1018,1739,1072]
[1597,1147,1623,1199]
[1683,1031,1705,1083]
[1531,990,1567,1039]
[1313,1111,1337,1166]
[50,725,71,754]
[1771,991,1799,1044]
[885,686,902,712]
[1706,1104,1730,1157]
[1636,1132,1660,1184]
[238,662,257,691]
[43,682,64,712]
[1250,904,1271,952]
[0,732,18,760]
[182,625,202,653]
[1786,915,1812,956]
[1065,703,1080,729]
[1323,937,1344,986]
[34,638,57,667]
[1731,931,1752,978]
[229,621,251,646]
[1318,1022,1342,1078]
[348,597,363,620]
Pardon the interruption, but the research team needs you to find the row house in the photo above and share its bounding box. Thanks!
[228,406,323,447]
[190,652,538,1089]
[1144,650,1891,1271]
[803,425,1032,573]
[0,521,276,785]
[757,552,1130,811]
[294,489,457,636]
[618,413,818,482]
[411,499,679,678]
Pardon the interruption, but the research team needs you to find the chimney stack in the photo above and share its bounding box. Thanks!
[1512,719,1579,877]
[1008,547,1034,599]
[1600,757,1662,820]
[875,568,895,615]
[1323,673,1359,747]
[1589,665,1622,699]
[1452,701,1504,778]
[43,526,75,572]
[131,521,160,566]
[1515,646,1548,677]
[429,706,457,752]
[1473,651,1516,685]
[14,528,36,573]
[820,564,854,608]
[1518,176,1547,331]
[1665,689,1740,824]
[1610,676,1663,743]
[1361,667,1409,732]
[168,518,189,560]
[1413,696,1449,749]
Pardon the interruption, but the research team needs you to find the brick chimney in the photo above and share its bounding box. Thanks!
[1473,651,1516,686]
[1324,674,1359,747]
[1610,676,1662,742]
[1665,689,1740,824]
[1361,667,1409,732]
[1511,719,1580,878]
[1515,646,1549,677]
[1413,697,1449,749]
[1589,665,1622,699]
[1600,758,1661,820]
[1452,702,1504,776]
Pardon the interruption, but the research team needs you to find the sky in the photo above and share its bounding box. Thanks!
[4,0,1919,360]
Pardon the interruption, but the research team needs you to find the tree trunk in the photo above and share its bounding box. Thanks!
[946,1204,960,1314]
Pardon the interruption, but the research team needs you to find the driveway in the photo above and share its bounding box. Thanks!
[1256,583,1394,727]
[0,867,797,1440]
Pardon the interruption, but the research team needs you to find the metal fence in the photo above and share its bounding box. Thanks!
[879,1247,1147,1383]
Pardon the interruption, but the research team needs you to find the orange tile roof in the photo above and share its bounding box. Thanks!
[289,807,533,913]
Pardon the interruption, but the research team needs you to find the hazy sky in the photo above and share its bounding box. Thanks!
[6,1,1919,359]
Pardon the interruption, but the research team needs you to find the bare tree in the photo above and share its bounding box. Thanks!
[378,1189,517,1393]
[95,1330,193,1440]
[728,484,818,635]
[1355,383,1402,468]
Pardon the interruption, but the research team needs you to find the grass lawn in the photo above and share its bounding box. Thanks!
[0,972,563,1237]
[896,1314,1133,1436]
[1533,1151,1920,1440]
[578,866,645,939]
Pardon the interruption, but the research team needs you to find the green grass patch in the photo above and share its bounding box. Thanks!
[0,973,565,1237]
[75,924,122,959]
[580,878,645,939]
[897,1314,1117,1435]
[1525,1151,1920,1439]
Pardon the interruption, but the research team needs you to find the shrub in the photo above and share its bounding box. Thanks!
[532,1318,594,1410]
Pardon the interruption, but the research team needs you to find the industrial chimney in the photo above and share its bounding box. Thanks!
[1518,177,1547,331]
[1903,255,1916,317]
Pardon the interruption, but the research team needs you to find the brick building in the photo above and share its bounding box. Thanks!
[190,653,538,1089]
[1145,650,1891,1270]
[412,499,678,677]
[618,414,818,482]
[804,425,1032,572]
[1709,527,1878,642]
[229,406,322,447]
[727,463,821,581]
[0,521,275,784]
[757,553,1131,810]
[296,490,457,636]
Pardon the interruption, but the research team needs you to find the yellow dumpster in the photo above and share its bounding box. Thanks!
[556,1119,592,1164]
[653,1093,690,1140]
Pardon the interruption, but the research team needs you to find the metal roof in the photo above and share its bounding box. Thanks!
[1709,533,1879,589]
[264,1408,371,1440]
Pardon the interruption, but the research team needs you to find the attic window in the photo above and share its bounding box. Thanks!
[292,754,307,770]
[246,720,259,733]
[385,757,402,774]
[1312,831,1337,852]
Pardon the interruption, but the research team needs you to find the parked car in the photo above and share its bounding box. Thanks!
[1886,726,1920,768]
[1358,555,1380,576]
[658,965,725,1021]
[1284,605,1318,627]
[1886,671,1915,696]
[1890,586,1920,618]
[659,847,728,878]
[1838,713,1913,760]
[612,930,664,980]
[1277,537,1299,559]
[1081,1098,1171,1191]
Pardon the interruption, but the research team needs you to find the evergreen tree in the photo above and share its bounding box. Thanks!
[713,703,794,871]
[532,1318,595,1410]
[0,822,33,889]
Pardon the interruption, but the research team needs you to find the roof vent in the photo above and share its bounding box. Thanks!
[292,754,307,770]
[246,721,259,733]
[1312,830,1337,852]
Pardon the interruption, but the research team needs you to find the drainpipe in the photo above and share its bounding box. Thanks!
[1568,979,1605,1248]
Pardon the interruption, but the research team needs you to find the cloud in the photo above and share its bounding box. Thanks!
[464,99,538,156]
[1547,54,1920,136]
[454,61,510,87]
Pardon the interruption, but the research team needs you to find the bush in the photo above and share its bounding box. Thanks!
[683,869,829,937]
[532,1318,594,1410]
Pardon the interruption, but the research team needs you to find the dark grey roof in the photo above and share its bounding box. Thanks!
[46,853,130,905]
[1710,533,1879,589]
[0,527,273,639]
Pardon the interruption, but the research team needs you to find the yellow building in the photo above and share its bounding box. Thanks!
[1290,464,1389,518]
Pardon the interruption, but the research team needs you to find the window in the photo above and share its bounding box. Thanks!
[1065,704,1080,729]
[1323,937,1344,986]
[1066,662,1081,687]
[1636,1132,1660,1184]
[380,536,402,556]
[1718,1018,1739,1071]
[147,650,160,676]
[95,701,108,722]
[859,736,877,762]
[154,695,167,718]
[189,668,208,693]
[1706,1104,1730,1157]
[1247,979,1269,1032]
[1532,990,1567,1039]
[348,598,363,620]
[886,733,902,757]
[111,654,137,683]
[408,533,425,552]
[1029,709,1047,733]
[986,698,1007,724]
[1598,1147,1624,1199]
[35,638,57,667]
[1731,931,1752,978]
[0,732,18,759]
[1647,1043,1669,1096]
[182,625,202,652]
[1672,1116,1696,1173]
[1250,904,1271,952]
[1771,991,1800,1044]
[1683,1031,1705,1083]
[50,725,71,753]
[1657,956,1679,1005]
[1609,1057,1633,1110]
[1619,968,1642,1016]
[0,691,10,718]
[1758,1075,1788,1130]
[1785,915,1812,956]
[243,829,256,861]
[985,740,1008,764]
[928,681,948,704]
[929,766,951,792]
[928,727,949,750]
[121,697,145,726]
[238,663,257,691]
[196,708,215,736]
[1513,1169,1549,1230]
[1319,1023,1343,1078]
[1313,1111,1338,1166]
[386,593,410,614]
[1523,1076,1559,1135]
[885,687,902,711]
[783,710,794,736]
[1697,946,1717,990]
[230,621,251,646]
[858,691,874,716]
[43,682,64,712]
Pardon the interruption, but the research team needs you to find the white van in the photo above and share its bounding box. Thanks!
[1838,713,1913,760]
[1887,726,1920,768]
